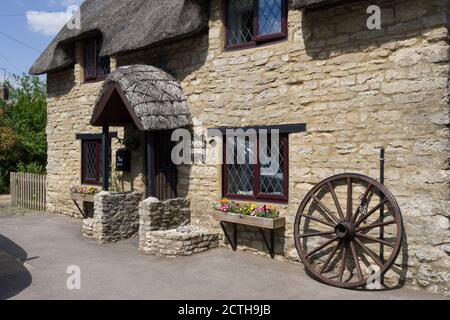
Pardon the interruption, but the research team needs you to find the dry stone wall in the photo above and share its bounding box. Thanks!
[138,197,219,256]
[82,191,142,242]
[139,226,220,257]
[138,197,191,233]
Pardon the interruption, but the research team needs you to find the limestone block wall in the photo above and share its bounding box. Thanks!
[140,227,220,257]
[138,197,219,256]
[138,198,191,245]
[46,0,450,294]
[116,0,450,294]
[46,43,127,217]
[82,191,142,243]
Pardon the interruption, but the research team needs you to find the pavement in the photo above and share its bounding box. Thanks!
[0,212,447,300]
[0,195,32,217]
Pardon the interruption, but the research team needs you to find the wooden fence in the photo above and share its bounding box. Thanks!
[10,172,46,211]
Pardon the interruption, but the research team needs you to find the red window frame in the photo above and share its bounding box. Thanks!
[225,0,288,51]
[81,140,102,186]
[84,38,110,83]
[222,134,289,203]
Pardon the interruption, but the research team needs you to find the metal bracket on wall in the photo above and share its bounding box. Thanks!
[72,199,88,219]
[220,222,275,259]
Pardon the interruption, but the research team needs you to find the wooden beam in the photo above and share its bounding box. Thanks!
[102,125,110,191]
[76,132,118,140]
[145,132,156,198]
[208,123,307,135]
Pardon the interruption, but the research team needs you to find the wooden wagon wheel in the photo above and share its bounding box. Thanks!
[294,173,403,289]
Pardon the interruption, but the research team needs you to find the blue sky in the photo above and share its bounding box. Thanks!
[0,0,83,82]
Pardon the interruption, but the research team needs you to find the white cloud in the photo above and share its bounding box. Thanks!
[26,10,73,36]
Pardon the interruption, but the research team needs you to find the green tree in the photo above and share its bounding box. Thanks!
[0,74,47,193]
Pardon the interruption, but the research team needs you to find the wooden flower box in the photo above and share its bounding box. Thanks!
[212,211,285,230]
[212,211,286,258]
[71,193,95,203]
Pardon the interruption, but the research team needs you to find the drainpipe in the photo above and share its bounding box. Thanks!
[380,148,385,284]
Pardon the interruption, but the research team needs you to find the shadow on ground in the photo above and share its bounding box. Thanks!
[0,234,33,299]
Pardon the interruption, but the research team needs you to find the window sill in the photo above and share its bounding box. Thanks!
[224,193,289,205]
[81,181,102,187]
[223,37,288,54]
[83,76,107,84]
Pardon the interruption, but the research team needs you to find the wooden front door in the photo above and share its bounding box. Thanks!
[154,130,178,201]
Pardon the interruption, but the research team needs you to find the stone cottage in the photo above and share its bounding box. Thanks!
[30,0,449,295]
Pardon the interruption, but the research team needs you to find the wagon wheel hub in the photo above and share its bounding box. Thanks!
[335,222,355,241]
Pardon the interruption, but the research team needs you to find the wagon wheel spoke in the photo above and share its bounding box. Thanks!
[356,220,396,233]
[338,245,347,283]
[354,238,384,268]
[356,233,394,248]
[351,183,373,223]
[346,178,352,221]
[299,230,335,239]
[320,241,342,274]
[298,214,336,228]
[327,182,345,220]
[350,242,363,281]
[311,195,340,224]
[355,198,389,227]
[305,237,338,259]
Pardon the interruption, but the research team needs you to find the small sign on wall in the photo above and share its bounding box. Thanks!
[116,149,131,172]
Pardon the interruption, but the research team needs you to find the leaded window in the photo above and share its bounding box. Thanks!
[82,140,102,185]
[226,0,288,50]
[84,38,110,82]
[223,133,289,203]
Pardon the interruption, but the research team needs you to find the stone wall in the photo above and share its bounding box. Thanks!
[46,42,128,217]
[139,227,220,257]
[82,191,142,243]
[138,197,190,246]
[46,0,450,295]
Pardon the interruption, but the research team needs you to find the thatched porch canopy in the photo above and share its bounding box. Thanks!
[90,65,192,131]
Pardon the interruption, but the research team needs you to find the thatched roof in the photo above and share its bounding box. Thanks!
[30,0,209,75]
[91,65,192,131]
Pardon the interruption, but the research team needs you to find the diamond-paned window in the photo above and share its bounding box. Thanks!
[84,38,110,82]
[82,140,103,185]
[224,133,288,203]
[85,143,98,180]
[260,137,284,195]
[227,137,255,196]
[258,0,282,35]
[226,0,287,49]
[228,0,254,46]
